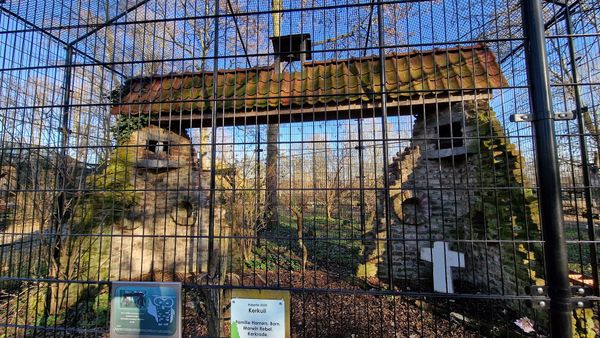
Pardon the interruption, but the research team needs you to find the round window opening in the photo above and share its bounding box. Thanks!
[402,197,425,226]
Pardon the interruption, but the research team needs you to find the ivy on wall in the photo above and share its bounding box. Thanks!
[110,114,149,144]
[466,101,544,287]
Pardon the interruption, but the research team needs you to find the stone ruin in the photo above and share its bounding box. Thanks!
[99,45,541,295]
[0,165,17,229]
[358,99,543,295]
[112,126,213,280]
[78,125,221,281]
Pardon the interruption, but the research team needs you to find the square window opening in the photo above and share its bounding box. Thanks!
[438,121,464,149]
[147,140,170,154]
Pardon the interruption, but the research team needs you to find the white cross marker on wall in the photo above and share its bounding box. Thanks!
[420,241,465,293]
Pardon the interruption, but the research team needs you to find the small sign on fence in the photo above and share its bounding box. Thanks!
[230,289,290,338]
[110,281,182,338]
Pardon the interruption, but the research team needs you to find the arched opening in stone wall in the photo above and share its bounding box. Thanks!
[401,197,425,226]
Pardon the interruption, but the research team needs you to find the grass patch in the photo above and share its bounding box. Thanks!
[249,212,363,276]
[245,244,303,271]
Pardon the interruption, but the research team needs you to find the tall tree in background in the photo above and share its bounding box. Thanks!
[264,0,282,227]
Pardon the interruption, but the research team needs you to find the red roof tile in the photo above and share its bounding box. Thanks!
[112,45,508,116]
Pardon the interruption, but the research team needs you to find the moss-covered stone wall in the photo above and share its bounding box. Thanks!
[71,125,218,282]
[359,100,543,295]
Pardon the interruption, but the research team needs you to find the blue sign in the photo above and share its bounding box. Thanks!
[110,282,181,338]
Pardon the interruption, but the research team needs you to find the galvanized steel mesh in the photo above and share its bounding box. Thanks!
[0,0,599,336]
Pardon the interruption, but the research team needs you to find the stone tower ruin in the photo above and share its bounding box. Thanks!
[358,100,543,295]
[75,125,221,281]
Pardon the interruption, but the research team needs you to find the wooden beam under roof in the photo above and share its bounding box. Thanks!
[148,93,491,129]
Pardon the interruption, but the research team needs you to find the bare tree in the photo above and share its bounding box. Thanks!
[264,0,283,229]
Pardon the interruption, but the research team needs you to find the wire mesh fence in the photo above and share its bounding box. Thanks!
[0,0,599,336]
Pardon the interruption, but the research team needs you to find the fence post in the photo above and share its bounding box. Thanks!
[520,1,573,336]
[564,3,599,296]
[376,0,394,287]
[205,1,223,337]
[207,0,220,274]
[357,118,366,240]
[46,45,73,317]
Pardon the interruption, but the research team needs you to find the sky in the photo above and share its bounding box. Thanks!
[0,0,598,179]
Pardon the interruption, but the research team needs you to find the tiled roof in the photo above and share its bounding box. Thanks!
[111,45,507,115]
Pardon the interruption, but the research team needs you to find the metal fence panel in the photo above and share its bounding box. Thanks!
[1,0,599,336]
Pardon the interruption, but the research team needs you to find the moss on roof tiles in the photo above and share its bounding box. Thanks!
[112,45,508,115]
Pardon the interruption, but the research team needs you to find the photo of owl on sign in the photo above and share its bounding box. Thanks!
[120,291,145,309]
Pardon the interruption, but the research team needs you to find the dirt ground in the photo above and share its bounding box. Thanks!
[182,270,495,338]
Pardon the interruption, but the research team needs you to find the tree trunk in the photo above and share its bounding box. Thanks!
[264,124,279,227]
[264,0,282,229]
[583,109,600,167]
[291,207,308,271]
[203,208,230,337]
[326,203,333,222]
[204,287,225,337]
[46,242,71,317]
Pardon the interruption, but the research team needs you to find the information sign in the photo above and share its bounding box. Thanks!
[230,289,290,338]
[110,281,181,338]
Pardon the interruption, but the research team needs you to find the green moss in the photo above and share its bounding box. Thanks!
[573,308,597,338]
[61,286,110,330]
[355,216,387,279]
[45,135,143,326]
[110,114,149,144]
[469,101,540,240]
[73,142,141,231]
[17,136,140,330]
[468,100,544,286]
[0,286,50,336]
[356,261,379,279]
